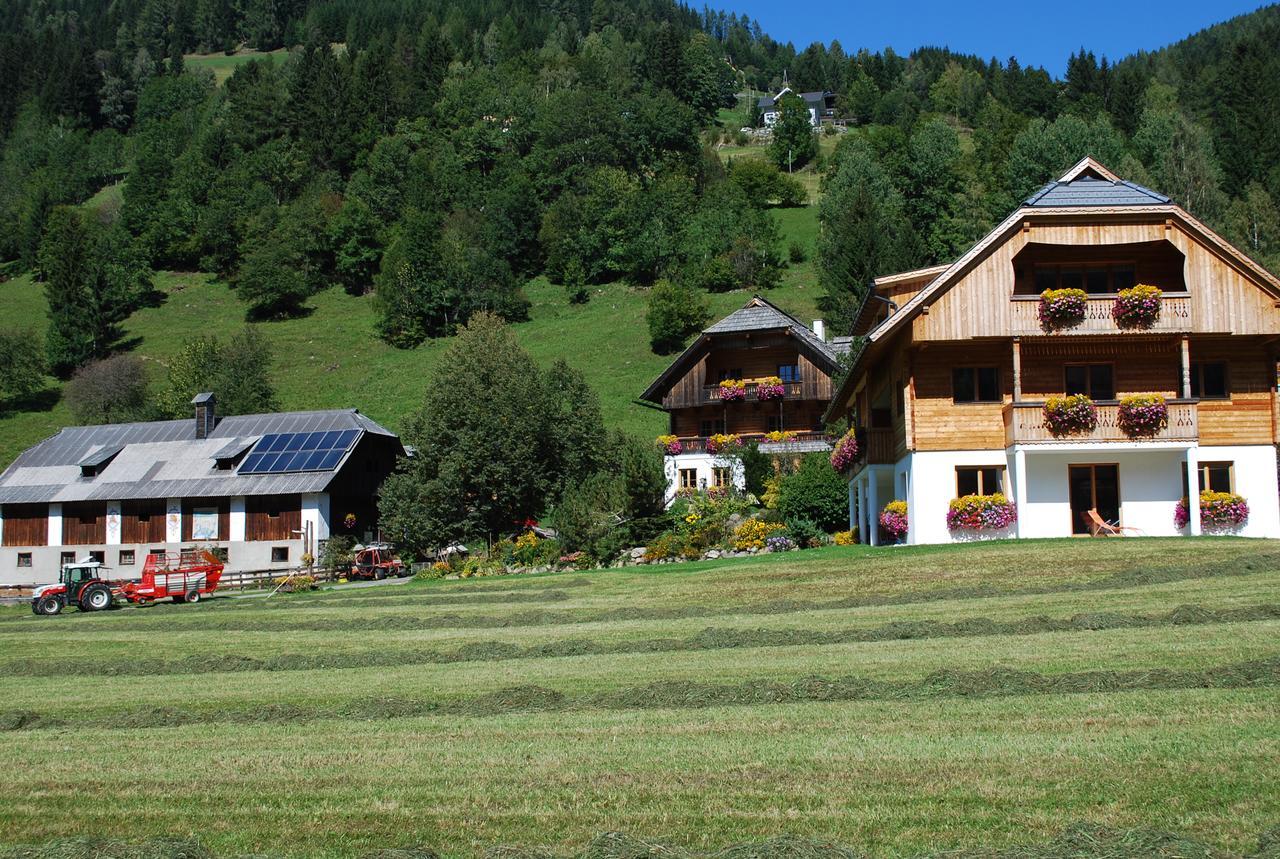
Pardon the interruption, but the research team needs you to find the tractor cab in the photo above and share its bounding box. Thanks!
[350,542,406,580]
[31,558,115,615]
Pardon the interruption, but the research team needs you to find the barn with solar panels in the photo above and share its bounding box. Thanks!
[0,393,405,584]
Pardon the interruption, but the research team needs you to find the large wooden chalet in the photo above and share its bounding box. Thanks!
[827,158,1280,544]
[641,296,850,502]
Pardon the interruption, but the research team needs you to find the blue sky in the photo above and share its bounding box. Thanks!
[724,0,1270,75]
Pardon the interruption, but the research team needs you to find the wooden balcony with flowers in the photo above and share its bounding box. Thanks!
[661,432,835,455]
[1010,286,1191,337]
[699,377,810,405]
[1003,396,1199,446]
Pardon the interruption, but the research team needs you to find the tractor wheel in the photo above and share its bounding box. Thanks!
[185,590,202,604]
[33,596,63,615]
[374,567,387,581]
[79,584,113,612]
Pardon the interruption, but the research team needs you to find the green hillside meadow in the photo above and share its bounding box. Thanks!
[0,538,1277,857]
[0,172,823,467]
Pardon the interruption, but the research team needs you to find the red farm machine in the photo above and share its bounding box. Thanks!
[31,550,225,615]
[348,542,405,580]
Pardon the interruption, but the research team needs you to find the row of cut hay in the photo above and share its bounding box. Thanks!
[3,656,1276,733]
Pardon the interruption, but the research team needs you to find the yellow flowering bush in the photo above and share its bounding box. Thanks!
[765,430,797,442]
[832,530,857,546]
[732,517,784,550]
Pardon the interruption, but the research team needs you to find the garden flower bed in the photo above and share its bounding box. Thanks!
[718,379,746,402]
[755,376,785,401]
[830,428,860,472]
[1038,288,1088,331]
[1116,394,1169,438]
[1043,394,1098,436]
[1175,491,1249,532]
[1113,284,1163,329]
[655,434,683,455]
[879,500,908,542]
[946,493,1017,534]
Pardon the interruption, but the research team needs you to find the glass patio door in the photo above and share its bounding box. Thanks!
[1068,464,1120,534]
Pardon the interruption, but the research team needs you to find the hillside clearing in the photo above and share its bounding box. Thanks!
[0,538,1276,856]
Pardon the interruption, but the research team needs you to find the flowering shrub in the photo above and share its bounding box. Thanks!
[1175,491,1249,531]
[656,434,683,455]
[946,493,1017,531]
[832,530,857,546]
[765,429,797,443]
[706,433,742,455]
[1038,288,1088,331]
[830,428,860,473]
[557,551,590,569]
[1116,394,1168,438]
[718,379,746,402]
[510,531,544,566]
[644,533,684,561]
[879,500,909,542]
[1113,284,1162,329]
[732,517,785,550]
[755,376,786,401]
[765,534,795,552]
[1043,394,1098,436]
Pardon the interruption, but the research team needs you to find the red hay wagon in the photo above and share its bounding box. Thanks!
[115,550,225,606]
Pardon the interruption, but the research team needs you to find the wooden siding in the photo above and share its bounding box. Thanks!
[182,497,230,542]
[912,220,1280,342]
[671,401,828,438]
[1019,340,1182,400]
[912,344,1013,451]
[121,499,166,544]
[61,501,106,546]
[662,337,833,409]
[246,494,301,542]
[1193,341,1276,445]
[2,504,47,547]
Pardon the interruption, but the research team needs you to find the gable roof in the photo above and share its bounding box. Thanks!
[640,295,845,404]
[0,409,400,505]
[822,157,1280,421]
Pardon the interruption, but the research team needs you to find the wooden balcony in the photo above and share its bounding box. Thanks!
[1010,294,1192,336]
[675,433,833,454]
[1003,400,1199,446]
[862,428,897,464]
[698,380,810,405]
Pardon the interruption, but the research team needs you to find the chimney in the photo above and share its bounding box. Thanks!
[812,320,826,341]
[192,392,216,439]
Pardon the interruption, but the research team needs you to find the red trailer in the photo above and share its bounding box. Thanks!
[115,550,225,606]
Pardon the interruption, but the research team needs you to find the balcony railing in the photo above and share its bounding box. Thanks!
[1010,293,1192,336]
[675,432,833,454]
[699,380,806,404]
[1003,400,1199,445]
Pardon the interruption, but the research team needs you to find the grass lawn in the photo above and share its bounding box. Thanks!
[0,538,1276,856]
[184,49,289,84]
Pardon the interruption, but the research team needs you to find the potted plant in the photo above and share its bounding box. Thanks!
[755,376,785,401]
[342,512,357,530]
[1113,284,1163,329]
[656,434,683,455]
[1175,491,1249,532]
[1116,394,1168,438]
[879,500,909,543]
[830,428,860,473]
[1043,394,1098,436]
[946,493,1017,533]
[1038,287,1088,331]
[706,432,742,455]
[718,379,746,402]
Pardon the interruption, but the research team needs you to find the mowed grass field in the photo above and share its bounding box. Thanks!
[0,538,1277,857]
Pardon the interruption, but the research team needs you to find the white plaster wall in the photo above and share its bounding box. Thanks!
[907,450,1013,545]
[663,453,746,506]
[0,539,308,585]
[105,501,122,546]
[302,492,331,541]
[47,503,61,546]
[229,496,246,541]
[1017,448,1186,539]
[1193,445,1280,539]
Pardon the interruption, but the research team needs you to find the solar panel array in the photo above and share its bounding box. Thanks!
[239,429,360,474]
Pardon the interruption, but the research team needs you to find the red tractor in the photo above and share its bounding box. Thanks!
[115,550,224,606]
[349,543,405,580]
[30,550,225,616]
[31,559,115,615]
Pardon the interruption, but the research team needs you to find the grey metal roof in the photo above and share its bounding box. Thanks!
[1025,175,1169,208]
[704,296,840,362]
[0,409,400,505]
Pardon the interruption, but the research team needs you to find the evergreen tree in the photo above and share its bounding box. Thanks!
[39,208,126,377]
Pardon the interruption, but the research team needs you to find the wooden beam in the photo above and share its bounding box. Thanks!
[1012,337,1022,402]
[1180,334,1192,399]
